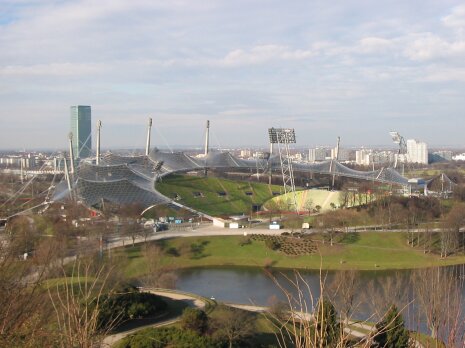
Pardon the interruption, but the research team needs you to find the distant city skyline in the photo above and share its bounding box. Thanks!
[1,1,465,149]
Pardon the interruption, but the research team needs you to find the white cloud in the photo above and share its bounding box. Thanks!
[442,5,465,30]
[404,33,465,61]
[358,37,394,53]
[221,45,314,67]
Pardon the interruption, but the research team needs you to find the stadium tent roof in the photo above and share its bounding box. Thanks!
[54,149,410,210]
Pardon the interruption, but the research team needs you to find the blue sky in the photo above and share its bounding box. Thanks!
[0,0,464,149]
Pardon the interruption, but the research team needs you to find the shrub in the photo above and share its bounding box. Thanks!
[265,238,281,251]
[97,285,167,328]
[165,247,179,257]
[116,327,221,348]
[180,308,209,335]
[238,236,252,246]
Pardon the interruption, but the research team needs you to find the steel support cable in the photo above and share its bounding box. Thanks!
[154,128,174,153]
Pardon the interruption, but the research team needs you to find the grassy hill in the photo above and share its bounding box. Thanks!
[265,189,370,212]
[119,233,465,273]
[155,174,283,216]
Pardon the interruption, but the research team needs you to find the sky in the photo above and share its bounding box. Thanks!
[0,0,465,150]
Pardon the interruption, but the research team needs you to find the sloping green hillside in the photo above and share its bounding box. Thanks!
[155,174,283,216]
[265,189,371,212]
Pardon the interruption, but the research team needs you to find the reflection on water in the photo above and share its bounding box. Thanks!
[177,265,465,339]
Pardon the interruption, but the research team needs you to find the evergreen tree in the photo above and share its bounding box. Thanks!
[374,304,410,348]
[315,297,341,347]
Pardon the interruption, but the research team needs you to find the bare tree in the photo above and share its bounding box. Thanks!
[304,198,314,215]
[0,226,55,347]
[140,243,178,289]
[412,267,465,346]
[48,260,120,348]
[328,270,360,326]
[211,304,255,348]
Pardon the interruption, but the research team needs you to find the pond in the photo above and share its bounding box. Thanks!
[177,265,465,340]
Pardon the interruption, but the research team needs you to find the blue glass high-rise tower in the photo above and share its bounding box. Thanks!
[70,105,92,159]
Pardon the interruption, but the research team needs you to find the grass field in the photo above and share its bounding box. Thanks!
[155,174,283,216]
[118,232,465,277]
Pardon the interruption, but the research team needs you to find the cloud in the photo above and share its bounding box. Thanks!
[422,67,465,82]
[403,33,465,61]
[221,45,314,67]
[442,5,465,30]
[358,37,395,53]
[0,62,106,76]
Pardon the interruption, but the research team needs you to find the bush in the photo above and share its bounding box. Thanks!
[165,247,179,257]
[97,285,167,328]
[180,307,209,335]
[116,327,221,348]
[238,236,252,246]
[265,238,281,250]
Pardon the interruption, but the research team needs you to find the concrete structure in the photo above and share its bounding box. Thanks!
[406,139,428,164]
[308,147,327,162]
[70,105,92,159]
[356,149,371,166]
[0,155,36,168]
[356,149,395,166]
[331,147,351,162]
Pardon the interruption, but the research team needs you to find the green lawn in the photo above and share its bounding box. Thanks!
[117,232,465,278]
[155,174,283,216]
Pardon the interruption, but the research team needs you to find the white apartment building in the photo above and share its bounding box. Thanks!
[356,149,395,166]
[356,149,371,165]
[406,139,428,164]
[308,148,327,162]
[331,147,351,161]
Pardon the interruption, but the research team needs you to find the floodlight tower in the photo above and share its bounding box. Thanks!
[268,127,298,212]
[145,117,152,156]
[389,131,407,174]
[96,120,102,165]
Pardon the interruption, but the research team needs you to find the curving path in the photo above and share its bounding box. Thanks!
[101,288,208,347]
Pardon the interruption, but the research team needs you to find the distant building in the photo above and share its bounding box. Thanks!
[239,149,252,158]
[356,149,395,166]
[453,153,465,161]
[308,148,327,162]
[406,139,428,164]
[0,154,36,168]
[356,149,371,165]
[331,147,351,161]
[70,105,92,159]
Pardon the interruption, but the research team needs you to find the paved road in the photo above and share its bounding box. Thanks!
[104,224,292,251]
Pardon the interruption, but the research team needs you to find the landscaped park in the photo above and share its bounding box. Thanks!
[3,170,465,347]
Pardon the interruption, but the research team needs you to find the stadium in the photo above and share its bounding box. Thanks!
[52,119,416,218]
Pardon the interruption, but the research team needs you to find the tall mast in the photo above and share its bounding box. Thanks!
[96,120,102,165]
[68,132,75,174]
[145,117,153,156]
[204,120,210,157]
